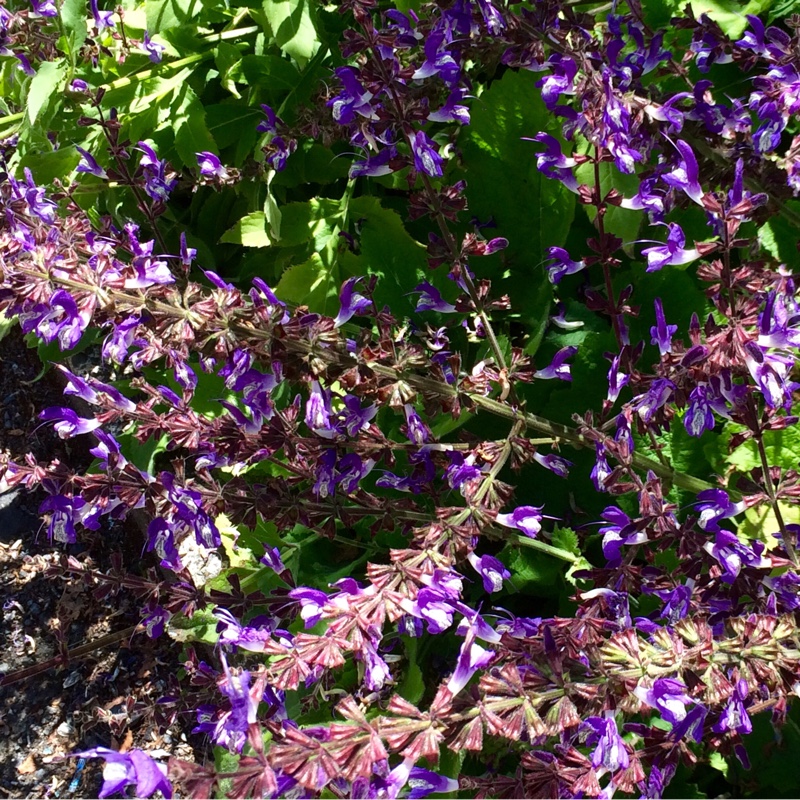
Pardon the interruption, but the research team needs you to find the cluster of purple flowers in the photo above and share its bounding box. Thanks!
[5,2,800,799]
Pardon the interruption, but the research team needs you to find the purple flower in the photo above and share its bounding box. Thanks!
[102,315,143,364]
[361,639,392,691]
[336,453,374,494]
[305,381,333,437]
[532,452,572,478]
[142,32,165,63]
[410,281,456,313]
[446,630,494,696]
[39,495,81,543]
[260,546,286,574]
[534,346,577,381]
[146,518,182,571]
[496,505,545,538]
[428,88,470,124]
[404,404,429,444]
[744,342,797,410]
[545,246,585,283]
[197,151,228,179]
[607,352,629,404]
[71,748,171,799]
[591,442,613,491]
[90,0,115,30]
[634,678,706,742]
[257,104,278,135]
[339,395,377,437]
[599,507,647,566]
[531,133,578,192]
[350,147,397,178]
[289,587,328,628]
[328,67,378,124]
[695,489,745,533]
[141,605,170,638]
[136,142,175,202]
[412,31,460,85]
[409,131,444,178]
[334,277,371,327]
[650,298,677,356]
[75,146,107,178]
[655,583,693,623]
[583,716,629,772]
[30,0,57,16]
[703,530,767,583]
[632,378,675,423]
[684,384,715,437]
[467,552,510,593]
[537,54,577,108]
[662,140,704,204]
[406,767,459,799]
[641,223,700,271]
[39,407,101,439]
[445,453,481,491]
[713,679,752,736]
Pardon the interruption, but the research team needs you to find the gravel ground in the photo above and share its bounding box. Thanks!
[0,327,204,799]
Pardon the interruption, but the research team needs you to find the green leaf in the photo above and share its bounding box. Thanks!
[397,637,425,705]
[59,0,88,58]
[347,195,428,312]
[19,145,80,185]
[726,425,800,474]
[551,526,580,556]
[171,83,217,168]
[759,201,800,271]
[459,70,575,355]
[214,41,242,99]
[689,0,773,38]
[26,59,67,126]
[277,198,343,248]
[500,542,562,595]
[262,0,320,65]
[167,607,219,644]
[275,252,342,315]
[228,54,302,92]
[145,0,204,34]
[220,212,272,247]
[205,105,261,163]
[459,70,575,267]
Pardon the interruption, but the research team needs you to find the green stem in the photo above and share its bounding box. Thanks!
[515,534,580,563]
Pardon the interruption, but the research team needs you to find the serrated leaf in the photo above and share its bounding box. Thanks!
[689,0,773,38]
[459,70,575,266]
[221,212,271,247]
[19,145,80,185]
[262,0,320,64]
[759,201,800,271]
[500,542,562,595]
[205,105,262,152]
[459,70,574,356]
[277,198,343,248]
[551,526,580,555]
[145,0,203,34]
[60,0,88,58]
[346,195,428,312]
[228,54,301,92]
[275,252,343,315]
[171,83,217,168]
[27,59,66,125]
